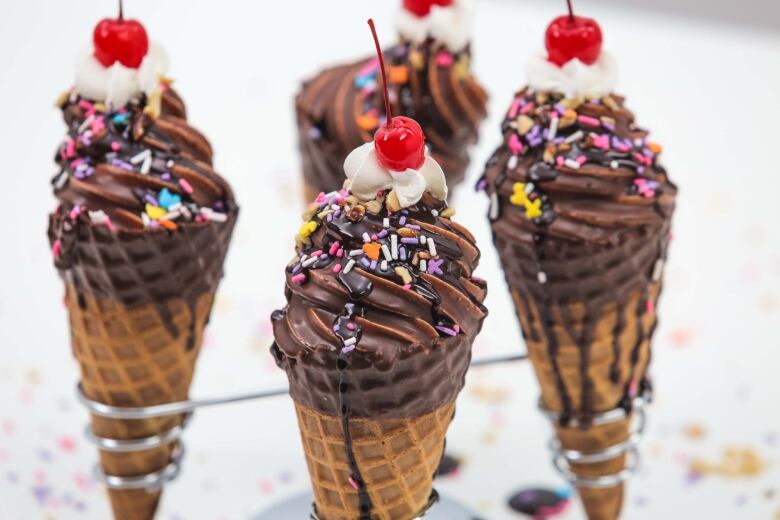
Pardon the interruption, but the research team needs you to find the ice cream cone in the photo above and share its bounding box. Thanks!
[295,402,454,520]
[66,285,216,520]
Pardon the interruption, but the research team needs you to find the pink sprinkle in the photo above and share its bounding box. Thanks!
[576,155,588,165]
[643,190,656,198]
[592,134,610,150]
[453,324,460,333]
[310,250,323,257]
[634,152,651,166]
[104,217,115,232]
[291,274,306,284]
[402,284,411,291]
[436,51,454,67]
[646,300,655,313]
[508,98,522,119]
[179,178,194,194]
[69,205,81,220]
[336,248,344,258]
[332,264,342,273]
[315,192,326,203]
[65,139,76,158]
[347,323,356,331]
[91,116,105,134]
[577,115,601,127]
[110,141,121,152]
[348,477,359,490]
[195,215,207,223]
[329,242,340,256]
[520,102,535,115]
[508,133,524,155]
[556,156,565,166]
[52,240,61,259]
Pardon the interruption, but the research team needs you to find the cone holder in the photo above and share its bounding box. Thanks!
[538,393,650,489]
[73,351,647,514]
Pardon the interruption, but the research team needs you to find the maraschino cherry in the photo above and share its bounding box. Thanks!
[93,0,149,69]
[368,19,426,172]
[545,0,603,67]
[403,0,454,18]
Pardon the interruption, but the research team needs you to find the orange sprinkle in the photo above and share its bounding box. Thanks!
[362,242,381,261]
[648,142,663,154]
[356,115,379,131]
[563,109,577,119]
[388,66,409,84]
[159,219,178,231]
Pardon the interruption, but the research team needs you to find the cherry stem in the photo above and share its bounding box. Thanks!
[566,0,574,22]
[367,19,393,128]
[118,0,124,20]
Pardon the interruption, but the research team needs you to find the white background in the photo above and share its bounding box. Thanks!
[1,1,779,519]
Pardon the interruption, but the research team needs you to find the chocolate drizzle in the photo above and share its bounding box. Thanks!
[273,189,487,517]
[296,39,488,195]
[48,88,238,337]
[482,89,676,424]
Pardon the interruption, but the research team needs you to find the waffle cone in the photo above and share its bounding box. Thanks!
[66,284,216,520]
[294,402,455,520]
[511,283,660,520]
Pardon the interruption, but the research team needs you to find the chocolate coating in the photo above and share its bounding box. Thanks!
[272,192,488,419]
[481,89,676,423]
[296,39,488,195]
[48,88,238,341]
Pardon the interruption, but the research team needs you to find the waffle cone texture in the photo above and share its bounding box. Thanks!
[295,402,454,520]
[50,210,236,519]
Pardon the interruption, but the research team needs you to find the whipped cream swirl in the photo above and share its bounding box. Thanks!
[344,142,447,207]
[74,41,168,108]
[526,49,618,99]
[395,0,473,53]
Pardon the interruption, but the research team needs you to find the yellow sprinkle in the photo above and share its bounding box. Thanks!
[454,55,470,79]
[409,50,424,70]
[525,199,543,219]
[145,204,166,220]
[509,183,528,207]
[298,220,318,238]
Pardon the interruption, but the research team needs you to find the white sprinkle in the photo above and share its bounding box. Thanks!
[538,271,548,284]
[168,202,183,212]
[344,337,357,347]
[166,160,175,168]
[380,260,388,271]
[428,240,437,257]
[299,254,309,263]
[53,171,69,190]
[141,212,151,227]
[420,235,427,245]
[302,256,318,268]
[507,155,519,170]
[610,160,620,170]
[343,259,356,274]
[202,208,227,222]
[88,210,108,224]
[431,209,439,217]
[524,182,535,194]
[140,155,152,175]
[383,218,390,228]
[78,115,95,134]
[548,116,559,141]
[420,259,427,273]
[564,159,581,170]
[634,138,644,147]
[160,210,180,221]
[381,244,393,262]
[179,206,192,220]
[489,193,499,220]
[565,130,584,144]
[391,235,399,260]
[362,232,371,243]
[130,149,152,165]
[349,249,364,257]
[331,204,340,211]
[652,258,665,282]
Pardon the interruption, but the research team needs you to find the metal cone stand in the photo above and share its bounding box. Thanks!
[75,352,647,517]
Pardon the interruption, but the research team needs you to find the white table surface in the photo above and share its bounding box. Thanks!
[1,1,779,519]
